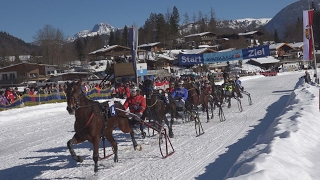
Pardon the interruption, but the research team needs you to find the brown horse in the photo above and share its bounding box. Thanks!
[199,86,214,122]
[142,83,177,138]
[65,81,141,172]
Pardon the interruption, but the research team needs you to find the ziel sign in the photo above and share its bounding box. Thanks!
[178,45,270,65]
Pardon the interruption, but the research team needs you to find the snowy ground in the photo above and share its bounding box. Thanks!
[0,70,319,180]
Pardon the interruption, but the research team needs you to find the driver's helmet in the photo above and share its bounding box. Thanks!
[236,74,240,78]
[170,82,175,86]
[129,86,139,93]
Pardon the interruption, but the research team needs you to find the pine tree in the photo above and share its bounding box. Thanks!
[273,29,281,43]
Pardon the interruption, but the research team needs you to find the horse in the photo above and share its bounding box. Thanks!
[199,86,214,122]
[142,83,175,138]
[65,80,141,172]
[221,80,243,111]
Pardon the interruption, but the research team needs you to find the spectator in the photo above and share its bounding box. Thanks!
[0,91,9,105]
[5,87,15,104]
[301,71,311,84]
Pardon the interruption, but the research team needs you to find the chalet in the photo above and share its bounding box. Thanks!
[138,42,162,52]
[247,56,280,70]
[238,31,263,46]
[287,42,304,58]
[269,43,295,59]
[0,62,57,84]
[184,32,216,49]
[88,45,146,62]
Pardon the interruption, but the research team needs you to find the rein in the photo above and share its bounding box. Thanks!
[147,99,158,107]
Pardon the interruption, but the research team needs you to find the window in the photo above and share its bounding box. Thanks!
[9,73,15,80]
[29,73,38,78]
[2,74,8,80]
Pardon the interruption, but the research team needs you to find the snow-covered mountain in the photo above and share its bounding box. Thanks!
[180,18,271,33]
[68,18,270,42]
[217,18,271,29]
[67,23,115,42]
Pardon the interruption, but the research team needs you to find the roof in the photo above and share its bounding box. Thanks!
[184,32,216,38]
[248,56,280,64]
[268,43,286,50]
[287,42,304,49]
[0,62,57,70]
[138,42,160,48]
[238,31,263,36]
[88,45,119,55]
[179,48,216,54]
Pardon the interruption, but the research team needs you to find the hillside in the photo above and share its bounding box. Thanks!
[264,0,320,38]
[0,31,39,57]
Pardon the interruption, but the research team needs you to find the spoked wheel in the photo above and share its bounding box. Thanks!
[192,110,204,137]
[236,97,243,112]
[158,127,175,158]
[242,91,252,105]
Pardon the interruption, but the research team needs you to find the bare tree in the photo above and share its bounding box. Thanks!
[33,24,65,66]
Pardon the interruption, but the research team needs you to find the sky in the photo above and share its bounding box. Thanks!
[0,0,298,43]
[0,69,320,179]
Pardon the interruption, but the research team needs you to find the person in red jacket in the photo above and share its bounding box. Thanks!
[125,82,130,98]
[165,82,175,94]
[5,87,15,104]
[116,82,126,99]
[123,86,146,132]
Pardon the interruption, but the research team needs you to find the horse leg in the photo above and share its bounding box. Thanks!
[67,135,84,163]
[92,136,100,172]
[164,116,174,138]
[116,118,140,151]
[105,130,119,162]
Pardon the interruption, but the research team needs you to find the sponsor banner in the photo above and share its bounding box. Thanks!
[136,63,148,76]
[178,54,204,65]
[303,9,314,60]
[203,50,242,63]
[242,45,270,59]
[178,46,270,65]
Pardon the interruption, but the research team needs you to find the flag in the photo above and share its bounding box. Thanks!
[129,26,138,72]
[303,9,314,60]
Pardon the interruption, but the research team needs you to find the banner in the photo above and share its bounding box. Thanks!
[303,9,314,60]
[129,26,139,75]
[136,63,148,76]
[178,45,270,65]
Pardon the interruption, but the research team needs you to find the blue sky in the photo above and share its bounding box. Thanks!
[0,0,298,43]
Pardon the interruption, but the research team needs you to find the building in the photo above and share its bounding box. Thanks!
[184,32,216,49]
[0,62,57,84]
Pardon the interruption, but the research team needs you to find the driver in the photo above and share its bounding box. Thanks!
[171,80,188,108]
[123,86,146,133]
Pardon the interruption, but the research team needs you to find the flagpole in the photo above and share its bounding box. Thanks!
[310,25,318,83]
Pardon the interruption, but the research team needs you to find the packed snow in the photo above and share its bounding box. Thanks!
[0,70,319,180]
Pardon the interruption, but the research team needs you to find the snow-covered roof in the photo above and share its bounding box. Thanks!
[249,56,280,64]
[268,43,286,50]
[180,48,210,54]
[238,31,258,36]
[138,42,160,48]
[88,45,118,55]
[184,32,215,38]
[287,42,304,49]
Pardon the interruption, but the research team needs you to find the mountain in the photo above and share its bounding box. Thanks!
[217,18,271,30]
[66,23,115,42]
[264,0,320,39]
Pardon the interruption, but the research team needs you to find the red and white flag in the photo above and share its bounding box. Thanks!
[303,9,314,60]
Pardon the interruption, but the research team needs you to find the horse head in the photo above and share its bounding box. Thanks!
[66,80,83,115]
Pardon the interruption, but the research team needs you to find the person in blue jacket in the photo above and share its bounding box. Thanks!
[171,80,188,107]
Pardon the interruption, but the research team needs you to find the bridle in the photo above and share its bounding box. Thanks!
[68,86,94,110]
